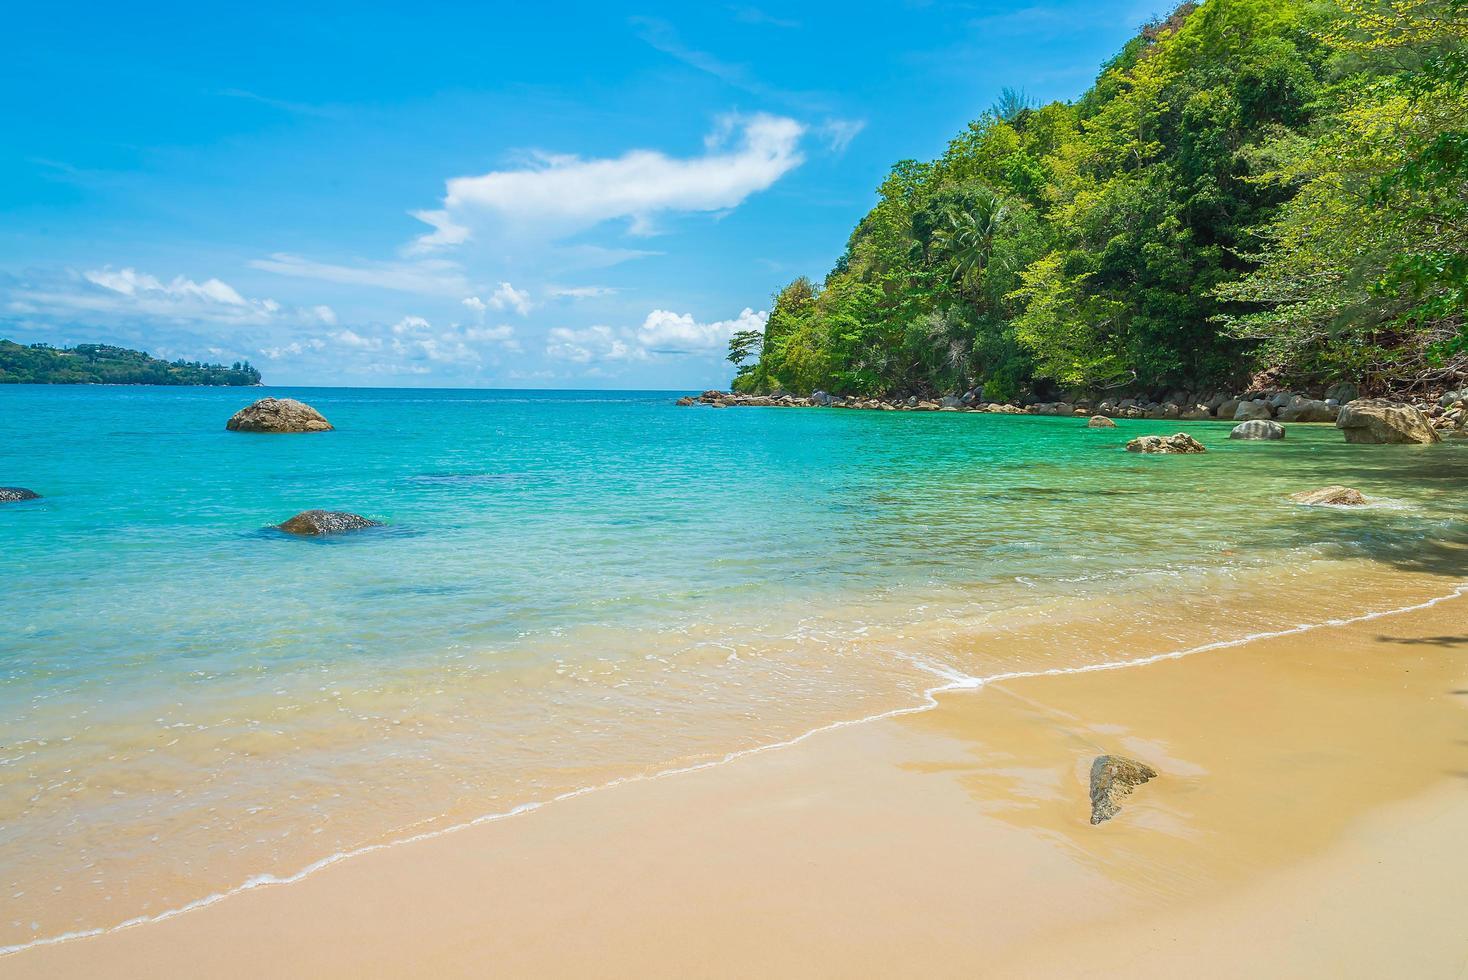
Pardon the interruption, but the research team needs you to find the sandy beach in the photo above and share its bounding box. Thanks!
[3,584,1465,978]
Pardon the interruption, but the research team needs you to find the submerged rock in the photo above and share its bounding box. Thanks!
[1229,419,1285,440]
[0,487,40,502]
[1290,486,1368,506]
[1336,399,1440,444]
[276,510,381,535]
[1125,433,1206,454]
[1087,415,1117,429]
[227,398,334,433]
[1090,755,1157,825]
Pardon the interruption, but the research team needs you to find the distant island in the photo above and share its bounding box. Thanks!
[0,340,262,386]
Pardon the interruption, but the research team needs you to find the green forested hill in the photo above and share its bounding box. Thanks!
[733,0,1468,400]
[0,340,262,386]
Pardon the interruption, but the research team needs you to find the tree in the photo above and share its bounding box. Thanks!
[727,329,764,366]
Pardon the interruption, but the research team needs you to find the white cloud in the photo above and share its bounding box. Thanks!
[330,328,380,350]
[261,338,326,359]
[553,244,663,269]
[544,306,766,363]
[729,5,801,28]
[635,307,766,355]
[546,285,618,299]
[407,209,471,252]
[488,281,532,315]
[464,324,516,343]
[3,265,335,328]
[85,267,250,307]
[545,324,636,363]
[250,252,471,296]
[251,314,523,372]
[461,295,487,313]
[817,117,866,154]
[412,114,805,248]
[392,315,432,334]
[389,317,521,362]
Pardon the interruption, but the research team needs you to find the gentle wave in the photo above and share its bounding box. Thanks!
[5,580,1463,960]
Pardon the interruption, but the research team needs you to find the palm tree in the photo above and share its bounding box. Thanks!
[931,187,1013,291]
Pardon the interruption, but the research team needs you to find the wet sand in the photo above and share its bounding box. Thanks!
[3,588,1466,978]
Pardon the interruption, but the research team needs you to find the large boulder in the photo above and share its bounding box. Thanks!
[1290,486,1368,506]
[227,398,333,433]
[276,510,381,535]
[1335,399,1440,444]
[0,487,40,502]
[1276,397,1337,423]
[1216,398,1242,419]
[1230,419,1285,440]
[1233,399,1273,421]
[1125,433,1206,454]
[1087,415,1117,429]
[1089,755,1157,825]
[1325,381,1360,404]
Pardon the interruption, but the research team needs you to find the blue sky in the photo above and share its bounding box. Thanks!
[1,0,1153,388]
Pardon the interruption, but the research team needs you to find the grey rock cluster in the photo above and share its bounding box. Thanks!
[226,397,334,433]
[276,510,382,535]
[1124,433,1207,454]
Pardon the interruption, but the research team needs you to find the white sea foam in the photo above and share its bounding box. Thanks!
[3,581,1465,960]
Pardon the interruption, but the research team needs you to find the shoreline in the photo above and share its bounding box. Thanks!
[4,580,1467,977]
[680,388,1468,435]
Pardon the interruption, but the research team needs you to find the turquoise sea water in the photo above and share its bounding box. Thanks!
[2,385,1466,949]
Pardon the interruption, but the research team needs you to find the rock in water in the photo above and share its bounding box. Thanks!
[276,510,381,535]
[1125,433,1206,454]
[0,487,40,502]
[227,398,333,433]
[1089,755,1158,825]
[1087,415,1117,428]
[1229,419,1285,440]
[1290,486,1368,506]
[1335,399,1440,445]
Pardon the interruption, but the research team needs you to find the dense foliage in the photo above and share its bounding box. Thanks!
[0,340,262,386]
[735,0,1468,399]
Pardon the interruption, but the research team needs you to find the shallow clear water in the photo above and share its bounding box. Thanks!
[2,385,1466,948]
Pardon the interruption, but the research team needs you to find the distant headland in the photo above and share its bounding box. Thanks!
[0,339,261,386]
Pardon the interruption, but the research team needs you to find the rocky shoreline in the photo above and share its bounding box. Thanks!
[679,384,1468,435]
